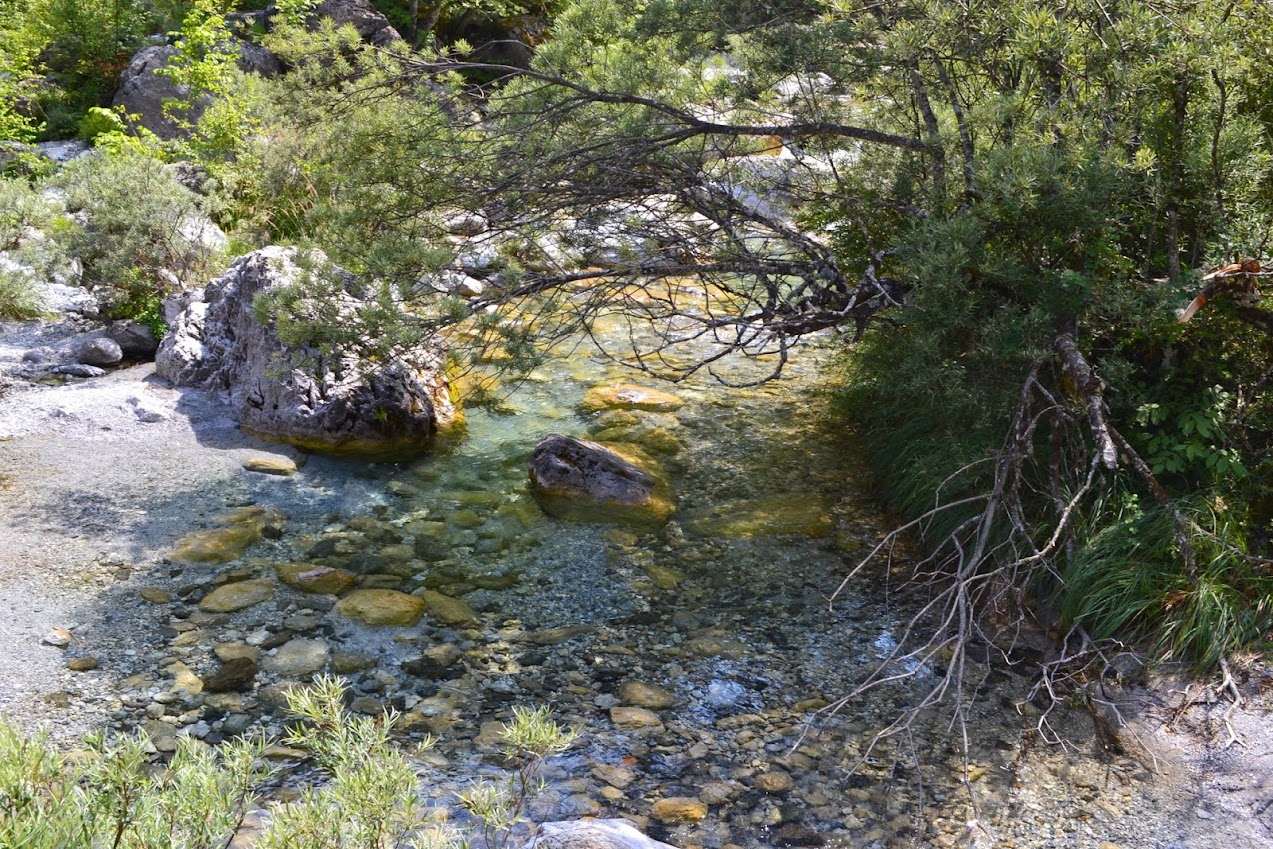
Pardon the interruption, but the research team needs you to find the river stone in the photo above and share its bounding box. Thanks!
[50,364,106,378]
[618,681,676,710]
[204,656,259,692]
[78,337,123,367]
[214,642,260,663]
[610,707,663,730]
[591,764,637,789]
[685,634,747,660]
[171,526,261,563]
[529,434,674,524]
[276,562,357,595]
[263,638,330,676]
[581,384,684,412]
[644,564,682,589]
[524,820,680,849]
[167,661,204,697]
[755,769,794,793]
[67,656,99,672]
[337,589,425,626]
[402,643,464,679]
[419,590,480,626]
[683,493,834,538]
[140,587,172,604]
[107,320,159,357]
[156,247,456,460]
[650,797,708,824]
[243,456,297,476]
[199,579,275,613]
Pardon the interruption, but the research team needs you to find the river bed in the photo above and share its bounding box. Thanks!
[0,313,1269,848]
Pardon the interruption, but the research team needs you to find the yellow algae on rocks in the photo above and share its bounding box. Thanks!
[276,562,358,595]
[242,455,298,475]
[581,384,684,413]
[199,579,275,613]
[337,589,426,626]
[419,590,480,626]
[171,507,284,563]
[683,493,834,538]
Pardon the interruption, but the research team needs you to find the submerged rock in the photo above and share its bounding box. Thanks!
[523,820,680,849]
[199,579,275,613]
[528,434,674,524]
[581,384,684,413]
[682,493,834,538]
[156,247,456,460]
[337,588,425,626]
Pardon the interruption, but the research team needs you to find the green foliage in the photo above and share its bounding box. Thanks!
[0,719,268,848]
[50,150,225,324]
[0,1,45,143]
[458,705,578,849]
[262,675,459,849]
[0,177,71,320]
[27,0,152,137]
[1063,497,1273,668]
[77,106,127,143]
[0,677,575,848]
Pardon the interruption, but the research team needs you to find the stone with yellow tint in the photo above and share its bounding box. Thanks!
[171,507,284,563]
[650,797,708,824]
[684,493,834,538]
[199,579,275,613]
[582,384,684,413]
[242,455,298,475]
[419,590,480,626]
[644,564,683,589]
[276,562,357,595]
[337,589,426,627]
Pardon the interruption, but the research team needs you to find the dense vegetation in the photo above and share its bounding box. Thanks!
[5,0,1273,693]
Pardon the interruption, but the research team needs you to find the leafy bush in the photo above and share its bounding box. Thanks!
[0,177,70,320]
[0,676,576,848]
[1062,498,1273,668]
[50,150,226,329]
[76,106,127,143]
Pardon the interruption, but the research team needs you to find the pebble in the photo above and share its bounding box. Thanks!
[618,680,677,709]
[262,638,330,677]
[755,769,794,793]
[337,589,425,626]
[140,587,173,604]
[650,797,709,824]
[242,456,298,476]
[66,656,99,672]
[610,707,664,730]
[199,579,275,613]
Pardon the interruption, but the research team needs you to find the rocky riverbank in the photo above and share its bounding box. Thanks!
[1,318,1272,849]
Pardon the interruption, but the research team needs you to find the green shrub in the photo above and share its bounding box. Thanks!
[1062,498,1273,669]
[49,150,225,328]
[76,106,126,143]
[0,177,70,320]
[0,676,576,848]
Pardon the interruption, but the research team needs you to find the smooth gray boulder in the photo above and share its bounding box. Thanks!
[156,246,456,459]
[523,820,680,849]
[528,434,673,523]
[106,321,159,358]
[78,337,123,367]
